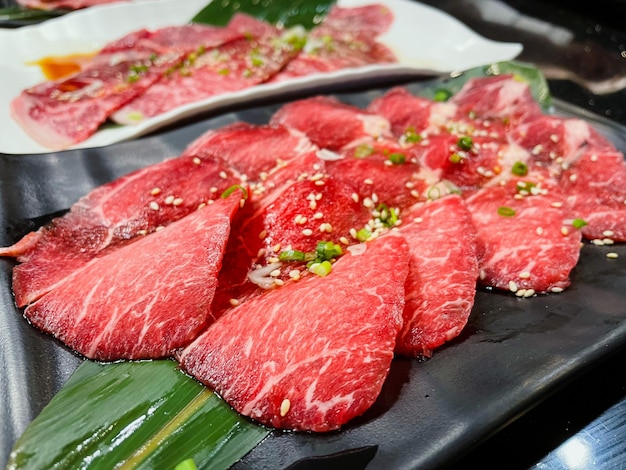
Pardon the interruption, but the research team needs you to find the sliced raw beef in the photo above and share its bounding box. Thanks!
[395,195,479,357]
[112,17,301,123]
[16,0,123,11]
[1,154,240,307]
[560,149,626,241]
[465,177,582,294]
[179,234,410,432]
[11,24,242,150]
[367,86,457,136]
[269,5,396,82]
[24,192,242,361]
[181,122,317,182]
[449,74,543,124]
[270,96,392,150]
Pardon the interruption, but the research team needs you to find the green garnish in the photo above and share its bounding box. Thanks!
[308,260,332,276]
[279,249,306,262]
[388,152,406,164]
[433,88,452,102]
[221,184,248,199]
[457,136,473,151]
[449,153,463,164]
[572,218,589,229]
[516,180,536,194]
[356,227,372,242]
[315,240,343,261]
[376,203,398,227]
[497,206,516,217]
[511,161,529,176]
[279,241,343,276]
[403,126,422,144]
[354,144,374,158]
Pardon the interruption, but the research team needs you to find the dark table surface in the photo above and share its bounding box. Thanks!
[1,1,625,469]
[420,1,626,469]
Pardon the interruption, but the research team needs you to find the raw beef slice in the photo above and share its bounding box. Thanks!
[396,195,479,357]
[23,193,242,361]
[1,154,240,308]
[179,234,410,432]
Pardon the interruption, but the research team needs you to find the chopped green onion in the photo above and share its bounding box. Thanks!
[356,227,372,242]
[175,459,198,470]
[354,144,374,158]
[449,153,463,164]
[511,161,529,176]
[309,260,332,276]
[457,136,473,151]
[572,218,588,229]
[497,206,516,217]
[279,249,306,262]
[403,127,422,144]
[433,89,452,102]
[315,241,343,261]
[221,184,248,199]
[388,152,406,164]
[376,203,398,227]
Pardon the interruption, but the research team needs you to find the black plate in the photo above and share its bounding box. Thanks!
[1,80,625,469]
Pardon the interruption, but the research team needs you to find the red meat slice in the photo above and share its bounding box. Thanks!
[269,5,396,82]
[179,234,410,432]
[367,86,457,136]
[16,0,119,10]
[449,74,543,124]
[395,195,479,357]
[1,154,240,307]
[23,192,242,361]
[112,17,300,123]
[465,177,582,294]
[270,95,392,150]
[181,122,317,182]
[11,24,242,149]
[560,149,626,241]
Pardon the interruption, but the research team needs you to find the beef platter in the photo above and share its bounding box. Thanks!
[10,2,396,150]
[2,72,625,435]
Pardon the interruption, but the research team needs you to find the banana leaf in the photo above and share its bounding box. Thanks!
[191,0,336,30]
[6,359,269,470]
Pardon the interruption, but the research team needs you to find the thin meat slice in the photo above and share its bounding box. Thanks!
[270,95,392,150]
[1,154,240,307]
[24,192,242,361]
[179,234,410,432]
[112,17,301,124]
[465,178,582,294]
[181,122,317,182]
[560,149,626,241]
[11,24,242,150]
[367,86,456,136]
[395,195,479,357]
[269,5,396,82]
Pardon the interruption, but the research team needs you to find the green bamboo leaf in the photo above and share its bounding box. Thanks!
[0,6,67,22]
[191,0,336,30]
[7,360,269,470]
[419,60,552,111]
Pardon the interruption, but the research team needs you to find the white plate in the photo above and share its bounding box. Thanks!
[0,0,522,154]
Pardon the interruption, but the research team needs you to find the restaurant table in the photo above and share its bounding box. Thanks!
[1,1,625,469]
[419,1,626,469]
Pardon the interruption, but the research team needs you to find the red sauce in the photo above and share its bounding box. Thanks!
[30,52,97,80]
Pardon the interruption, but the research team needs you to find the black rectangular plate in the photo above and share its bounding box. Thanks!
[1,79,625,469]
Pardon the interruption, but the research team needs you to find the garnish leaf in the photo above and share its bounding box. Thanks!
[191,0,337,30]
[7,360,268,470]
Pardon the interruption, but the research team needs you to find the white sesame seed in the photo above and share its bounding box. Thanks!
[210,186,218,193]
[549,134,559,143]
[371,193,379,204]
[532,144,543,155]
[137,229,148,236]
[314,180,325,186]
[515,289,526,297]
[313,212,323,220]
[363,197,374,208]
[519,272,531,279]
[351,193,359,203]
[150,187,161,196]
[193,157,201,165]
[229,298,240,306]
[288,269,301,280]
[551,287,564,293]
[257,248,266,257]
[270,269,281,277]
[536,227,544,235]
[524,289,536,297]
[349,228,358,239]
[155,225,164,231]
[319,223,333,233]
[339,236,350,245]
[302,228,313,236]
[479,269,486,280]
[606,252,619,259]
[561,227,569,236]
[258,230,268,239]
[173,198,183,206]
[413,217,423,223]
[309,200,317,210]
[164,195,174,205]
[590,154,598,162]
[364,178,373,185]
[603,238,615,245]
[603,230,615,237]
[550,201,563,208]
[410,189,420,199]
[508,281,518,292]
[592,239,605,246]
[272,243,281,253]
[295,215,307,225]
[149,201,160,211]
[268,257,280,264]
[405,181,415,189]
[569,174,577,182]
[280,398,291,416]
[219,171,228,179]
[274,279,284,286]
